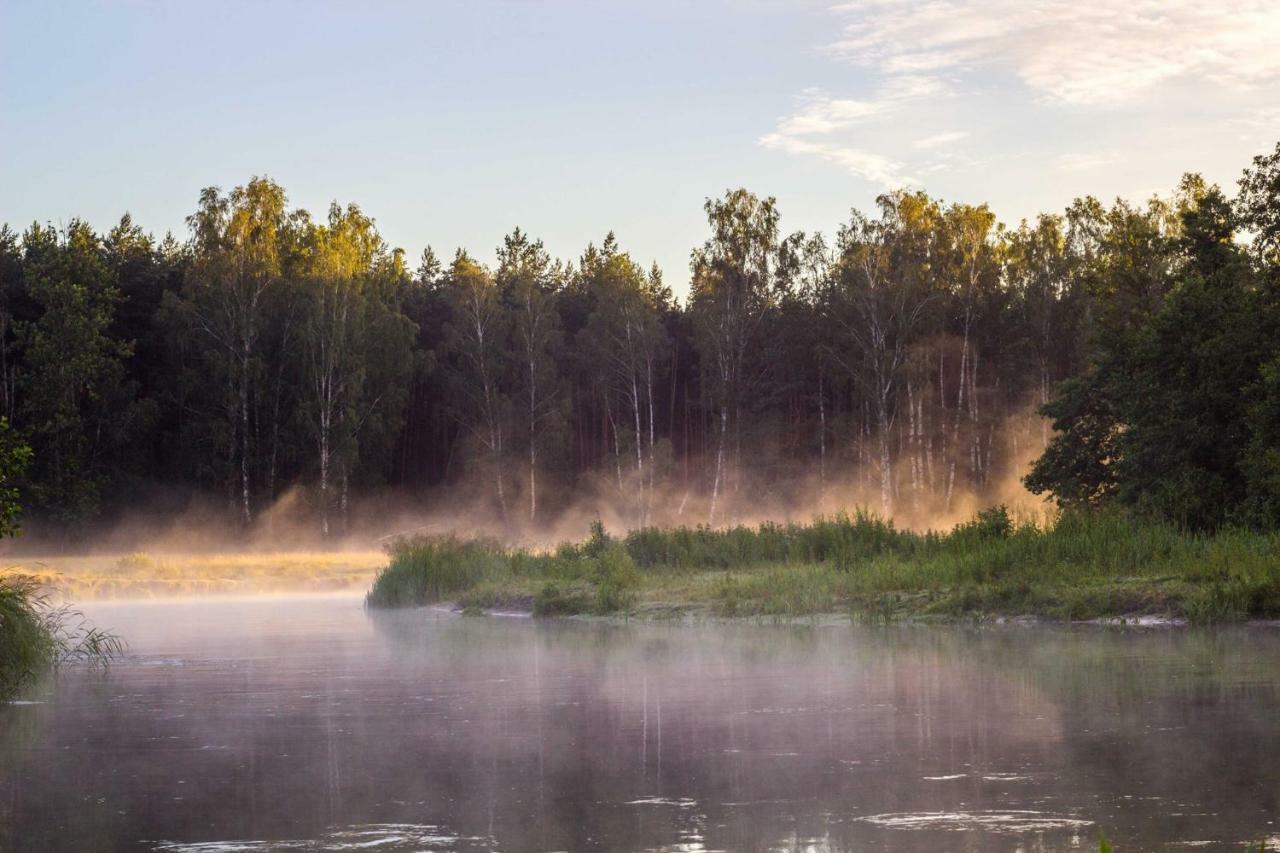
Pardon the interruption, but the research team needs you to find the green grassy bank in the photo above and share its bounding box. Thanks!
[0,575,123,698]
[365,509,1280,624]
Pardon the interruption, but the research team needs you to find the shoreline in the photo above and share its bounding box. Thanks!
[427,599,1280,629]
[366,512,1280,627]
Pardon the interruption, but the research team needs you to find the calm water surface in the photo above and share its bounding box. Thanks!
[2,596,1279,851]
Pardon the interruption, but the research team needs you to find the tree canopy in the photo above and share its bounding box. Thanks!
[2,143,1279,539]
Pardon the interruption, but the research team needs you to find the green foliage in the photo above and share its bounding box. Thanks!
[0,575,124,699]
[0,418,31,538]
[950,504,1014,541]
[1237,140,1280,265]
[532,582,591,617]
[365,536,508,607]
[17,221,136,529]
[715,572,741,617]
[624,511,907,571]
[1030,183,1280,530]
[1,142,1279,541]
[368,523,640,614]
[1242,355,1280,527]
[584,518,611,557]
[1025,368,1122,507]
[591,542,639,614]
[0,576,55,697]
[367,508,1280,623]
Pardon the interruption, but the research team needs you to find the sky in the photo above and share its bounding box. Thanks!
[3,0,1278,297]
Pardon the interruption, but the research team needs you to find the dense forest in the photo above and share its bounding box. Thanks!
[2,142,1278,544]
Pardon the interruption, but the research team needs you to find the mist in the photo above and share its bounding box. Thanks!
[1,404,1050,562]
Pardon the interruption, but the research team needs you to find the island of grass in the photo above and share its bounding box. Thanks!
[365,508,1280,624]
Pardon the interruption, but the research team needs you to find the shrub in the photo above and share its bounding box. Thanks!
[533,582,591,616]
[591,543,639,614]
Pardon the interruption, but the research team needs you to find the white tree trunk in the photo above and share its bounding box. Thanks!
[709,406,727,526]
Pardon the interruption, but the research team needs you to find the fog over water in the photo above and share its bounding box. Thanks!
[3,596,1280,851]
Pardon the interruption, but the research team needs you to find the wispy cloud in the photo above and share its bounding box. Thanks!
[760,130,911,186]
[913,131,968,150]
[827,0,1280,105]
[1055,152,1119,173]
[774,89,885,136]
[760,1,1280,194]
[759,82,936,187]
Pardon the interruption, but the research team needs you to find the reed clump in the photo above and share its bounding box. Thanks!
[0,574,124,698]
[367,520,642,615]
[365,507,1280,623]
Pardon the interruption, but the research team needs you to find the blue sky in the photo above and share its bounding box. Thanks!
[4,1,1278,296]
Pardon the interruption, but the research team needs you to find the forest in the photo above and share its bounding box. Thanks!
[1,141,1278,544]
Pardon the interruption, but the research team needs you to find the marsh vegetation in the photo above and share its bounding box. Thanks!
[367,509,1280,623]
[0,574,122,698]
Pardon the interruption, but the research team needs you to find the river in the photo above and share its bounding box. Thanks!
[2,595,1278,850]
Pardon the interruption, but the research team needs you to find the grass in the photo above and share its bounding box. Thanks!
[366,521,641,615]
[365,507,1280,623]
[2,550,386,599]
[0,574,123,698]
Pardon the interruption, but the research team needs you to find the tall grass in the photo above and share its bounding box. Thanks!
[367,521,643,614]
[0,575,124,698]
[365,537,511,607]
[366,508,1280,622]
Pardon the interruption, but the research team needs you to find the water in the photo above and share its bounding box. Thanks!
[3,596,1279,851]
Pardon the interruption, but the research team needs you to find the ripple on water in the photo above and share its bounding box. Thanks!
[150,823,490,851]
[857,810,1093,834]
[981,773,1035,782]
[627,797,699,807]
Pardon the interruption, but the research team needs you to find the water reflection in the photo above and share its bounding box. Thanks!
[2,596,1278,851]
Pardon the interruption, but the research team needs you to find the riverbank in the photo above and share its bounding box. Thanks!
[366,509,1280,624]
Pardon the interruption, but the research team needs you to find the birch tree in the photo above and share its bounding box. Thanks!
[581,237,668,523]
[181,178,289,525]
[828,193,937,517]
[690,190,780,524]
[298,203,387,537]
[937,203,999,506]
[497,229,562,525]
[443,252,511,525]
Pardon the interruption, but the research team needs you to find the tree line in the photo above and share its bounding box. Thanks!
[2,142,1278,540]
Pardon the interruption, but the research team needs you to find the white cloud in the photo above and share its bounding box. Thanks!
[775,89,885,135]
[760,130,911,186]
[827,0,1280,106]
[1055,152,1119,172]
[759,82,936,187]
[913,131,968,150]
[759,1,1280,197]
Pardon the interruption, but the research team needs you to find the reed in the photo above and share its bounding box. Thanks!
[365,507,1280,622]
[0,574,123,698]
